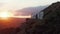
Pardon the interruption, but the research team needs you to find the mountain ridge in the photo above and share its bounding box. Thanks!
[15,6,48,16]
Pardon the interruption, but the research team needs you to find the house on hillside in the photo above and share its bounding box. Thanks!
[31,11,43,19]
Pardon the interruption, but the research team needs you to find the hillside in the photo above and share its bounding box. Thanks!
[17,2,60,34]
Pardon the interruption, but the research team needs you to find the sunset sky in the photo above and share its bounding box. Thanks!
[0,0,59,18]
[0,0,60,10]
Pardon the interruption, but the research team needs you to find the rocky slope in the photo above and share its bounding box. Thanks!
[17,2,60,34]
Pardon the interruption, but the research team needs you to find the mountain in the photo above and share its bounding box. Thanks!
[17,2,60,34]
[15,6,48,16]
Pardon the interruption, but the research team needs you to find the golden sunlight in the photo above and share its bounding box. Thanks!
[0,11,13,19]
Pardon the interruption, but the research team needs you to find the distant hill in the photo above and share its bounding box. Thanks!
[15,6,48,16]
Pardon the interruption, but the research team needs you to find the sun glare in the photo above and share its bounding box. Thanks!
[0,11,12,19]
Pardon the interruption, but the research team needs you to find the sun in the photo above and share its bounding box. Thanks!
[0,11,12,19]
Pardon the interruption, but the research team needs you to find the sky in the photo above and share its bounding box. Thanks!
[0,0,60,11]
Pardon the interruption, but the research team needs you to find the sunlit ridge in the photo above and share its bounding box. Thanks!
[13,16,31,18]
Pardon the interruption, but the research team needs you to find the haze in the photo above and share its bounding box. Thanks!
[0,0,60,10]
